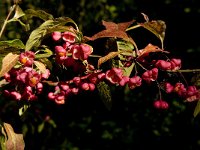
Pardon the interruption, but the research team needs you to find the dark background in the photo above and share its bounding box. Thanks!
[0,0,200,149]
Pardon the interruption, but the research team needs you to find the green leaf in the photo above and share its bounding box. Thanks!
[122,62,135,77]
[0,53,19,78]
[38,122,45,133]
[48,119,57,128]
[1,123,25,150]
[13,5,25,19]
[97,81,112,110]
[34,60,46,73]
[6,6,29,30]
[25,17,78,51]
[117,40,135,77]
[19,104,30,116]
[24,9,54,21]
[35,48,53,59]
[0,40,24,70]
[193,101,200,117]
[7,18,30,31]
[39,58,52,70]
[0,39,25,49]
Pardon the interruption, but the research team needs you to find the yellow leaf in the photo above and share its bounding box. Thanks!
[2,123,25,150]
[34,60,46,73]
[0,53,19,77]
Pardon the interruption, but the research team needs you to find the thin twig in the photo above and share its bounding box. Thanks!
[126,24,141,32]
[0,4,17,38]
[167,69,200,73]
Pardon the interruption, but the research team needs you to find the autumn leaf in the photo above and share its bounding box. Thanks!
[137,43,169,59]
[84,20,135,43]
[139,13,166,48]
[1,123,25,150]
[0,53,19,78]
[98,51,121,68]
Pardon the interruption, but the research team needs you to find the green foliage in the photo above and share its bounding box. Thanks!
[24,9,54,21]
[117,40,135,76]
[97,81,112,110]
[25,17,78,51]
[193,101,200,117]
[0,39,24,70]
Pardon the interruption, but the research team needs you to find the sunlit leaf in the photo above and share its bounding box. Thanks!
[117,40,135,76]
[0,53,19,77]
[19,104,30,116]
[193,101,200,117]
[35,48,53,59]
[25,17,78,51]
[34,60,46,73]
[97,81,112,110]
[0,122,6,150]
[0,40,24,70]
[1,123,25,150]
[7,6,27,30]
[122,62,135,77]
[137,43,169,59]
[13,5,25,19]
[117,40,134,52]
[24,9,54,21]
[38,58,52,70]
[0,79,9,87]
[98,51,121,68]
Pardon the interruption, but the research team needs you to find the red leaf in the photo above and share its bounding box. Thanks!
[137,43,169,58]
[84,20,135,43]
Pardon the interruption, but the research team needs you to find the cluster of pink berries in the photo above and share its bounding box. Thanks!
[2,27,199,110]
[153,83,200,109]
[3,51,50,101]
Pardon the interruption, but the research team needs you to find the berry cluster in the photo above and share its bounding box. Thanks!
[2,26,200,110]
[3,51,50,101]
